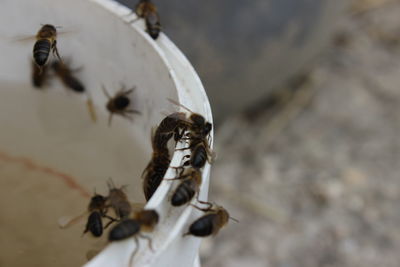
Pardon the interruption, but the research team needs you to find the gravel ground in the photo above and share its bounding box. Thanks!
[201,1,400,266]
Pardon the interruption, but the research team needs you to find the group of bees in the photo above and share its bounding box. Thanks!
[70,99,234,264]
[25,0,233,264]
[29,0,162,124]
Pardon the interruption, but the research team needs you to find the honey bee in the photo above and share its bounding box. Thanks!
[33,24,62,71]
[184,205,233,237]
[135,0,162,39]
[142,129,172,201]
[106,179,132,219]
[31,60,49,88]
[168,168,202,207]
[109,209,159,265]
[166,99,214,170]
[167,98,212,139]
[83,193,108,237]
[102,85,141,126]
[182,136,213,170]
[59,192,116,238]
[51,60,85,93]
[154,112,189,142]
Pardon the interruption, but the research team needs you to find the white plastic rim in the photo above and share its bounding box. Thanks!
[0,0,213,267]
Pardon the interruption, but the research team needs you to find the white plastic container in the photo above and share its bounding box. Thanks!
[0,0,212,266]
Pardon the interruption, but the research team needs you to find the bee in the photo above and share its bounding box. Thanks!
[135,0,162,40]
[168,168,202,207]
[102,85,141,126]
[51,60,85,93]
[182,136,213,170]
[33,24,62,71]
[184,205,233,237]
[109,209,159,265]
[106,179,132,219]
[166,99,214,170]
[167,98,212,140]
[154,112,189,142]
[142,129,172,201]
[59,192,116,238]
[83,193,108,237]
[31,60,49,88]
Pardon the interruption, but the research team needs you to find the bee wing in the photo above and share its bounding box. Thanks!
[167,98,195,114]
[159,111,191,125]
[141,161,152,179]
[12,34,37,43]
[56,25,80,37]
[58,211,88,229]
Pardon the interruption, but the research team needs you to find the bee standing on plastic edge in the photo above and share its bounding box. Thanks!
[142,127,172,201]
[109,209,159,265]
[167,99,214,170]
[184,204,236,237]
[106,179,132,220]
[166,168,202,207]
[83,193,117,237]
[102,85,141,126]
[135,0,162,40]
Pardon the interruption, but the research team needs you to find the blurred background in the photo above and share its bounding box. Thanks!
[123,0,400,266]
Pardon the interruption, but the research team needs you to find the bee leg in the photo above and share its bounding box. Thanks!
[182,159,191,167]
[102,215,119,229]
[139,233,154,251]
[126,109,142,115]
[174,128,186,142]
[121,113,134,122]
[129,236,140,266]
[197,199,213,209]
[170,166,185,176]
[101,84,112,99]
[52,41,63,62]
[191,201,213,212]
[122,88,134,96]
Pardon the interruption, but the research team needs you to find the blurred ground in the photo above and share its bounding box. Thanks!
[202,1,400,266]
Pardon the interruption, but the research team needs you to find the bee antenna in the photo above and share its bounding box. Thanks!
[107,177,115,189]
[167,98,194,114]
[229,216,239,223]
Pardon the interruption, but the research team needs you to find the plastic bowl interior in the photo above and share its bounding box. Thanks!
[0,0,212,266]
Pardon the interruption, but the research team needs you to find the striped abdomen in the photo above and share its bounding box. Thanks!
[191,144,207,169]
[171,179,196,206]
[145,13,161,40]
[108,219,141,241]
[143,155,170,201]
[189,214,217,237]
[33,39,51,66]
[84,211,103,237]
